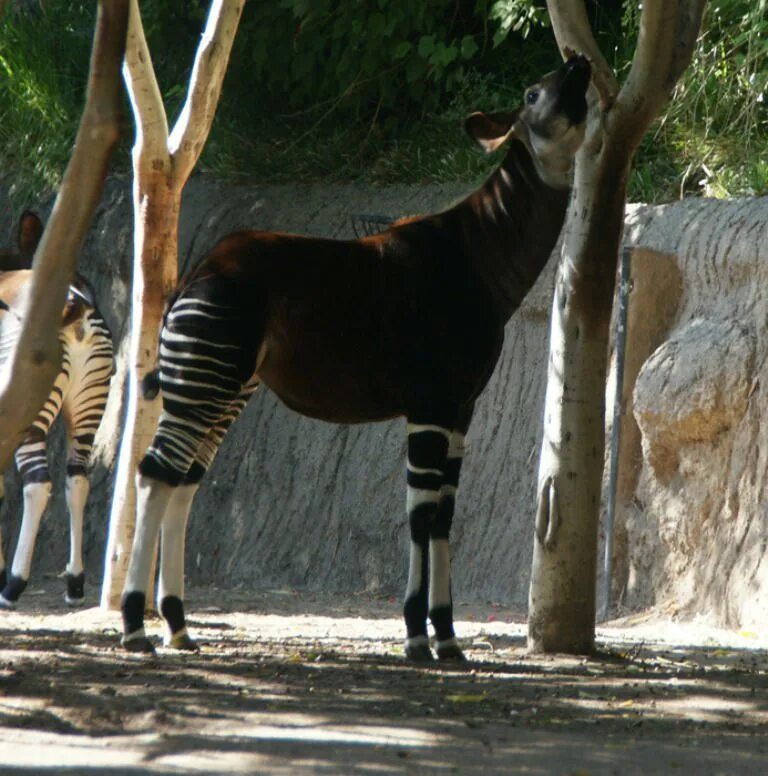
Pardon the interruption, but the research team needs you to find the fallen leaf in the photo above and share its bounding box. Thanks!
[446,693,487,703]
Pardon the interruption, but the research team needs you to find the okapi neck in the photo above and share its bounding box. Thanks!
[453,140,570,321]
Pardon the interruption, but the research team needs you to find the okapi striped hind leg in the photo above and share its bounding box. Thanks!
[61,328,112,606]
[121,381,258,654]
[0,425,55,609]
[157,381,258,652]
[63,473,88,605]
[0,475,6,590]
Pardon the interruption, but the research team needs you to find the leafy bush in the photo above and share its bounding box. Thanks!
[627,0,768,199]
[0,1,766,204]
[0,3,94,206]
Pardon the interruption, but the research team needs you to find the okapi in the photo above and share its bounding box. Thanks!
[121,55,592,660]
[0,212,113,608]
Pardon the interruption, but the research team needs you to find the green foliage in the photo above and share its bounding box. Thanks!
[0,1,767,206]
[223,0,548,129]
[628,0,768,200]
[0,3,95,207]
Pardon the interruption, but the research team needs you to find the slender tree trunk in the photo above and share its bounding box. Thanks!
[101,0,243,609]
[102,183,180,609]
[529,149,631,652]
[0,0,127,470]
[527,0,706,653]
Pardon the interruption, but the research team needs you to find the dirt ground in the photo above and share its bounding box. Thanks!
[0,583,767,775]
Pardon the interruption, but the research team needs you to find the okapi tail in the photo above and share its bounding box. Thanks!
[141,369,161,400]
[141,285,183,401]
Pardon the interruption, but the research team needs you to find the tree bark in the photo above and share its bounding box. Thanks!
[0,0,127,471]
[528,0,705,653]
[101,0,243,610]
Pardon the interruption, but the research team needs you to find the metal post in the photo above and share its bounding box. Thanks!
[599,245,632,621]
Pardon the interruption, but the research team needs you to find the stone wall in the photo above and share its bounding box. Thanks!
[0,177,554,608]
[618,198,768,628]
[1,183,765,627]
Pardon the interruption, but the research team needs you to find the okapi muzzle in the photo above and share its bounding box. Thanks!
[120,56,592,661]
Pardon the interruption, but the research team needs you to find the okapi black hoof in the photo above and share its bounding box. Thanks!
[0,574,26,609]
[64,572,85,607]
[122,635,157,655]
[405,637,435,663]
[436,640,467,662]
[165,632,199,652]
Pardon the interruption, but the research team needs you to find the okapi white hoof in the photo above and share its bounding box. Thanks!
[0,595,16,611]
[122,633,157,655]
[405,635,435,663]
[436,638,467,662]
[165,630,199,652]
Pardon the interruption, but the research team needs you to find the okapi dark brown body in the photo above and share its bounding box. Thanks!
[121,55,592,660]
[178,155,568,428]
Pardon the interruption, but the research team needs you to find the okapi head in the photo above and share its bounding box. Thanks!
[0,211,44,271]
[0,211,93,325]
[465,54,591,189]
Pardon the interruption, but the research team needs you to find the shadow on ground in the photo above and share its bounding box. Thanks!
[0,589,766,774]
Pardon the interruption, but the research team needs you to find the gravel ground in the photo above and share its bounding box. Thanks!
[0,584,767,774]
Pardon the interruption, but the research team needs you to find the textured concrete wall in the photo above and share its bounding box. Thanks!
[620,198,768,628]
[0,177,554,607]
[3,184,765,628]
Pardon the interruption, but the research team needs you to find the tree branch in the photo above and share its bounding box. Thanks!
[613,0,706,149]
[0,0,127,470]
[546,0,619,109]
[122,0,169,167]
[168,0,244,186]
[669,0,707,86]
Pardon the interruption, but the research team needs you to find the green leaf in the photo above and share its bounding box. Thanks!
[418,35,435,57]
[393,41,412,59]
[369,12,386,36]
[460,35,479,60]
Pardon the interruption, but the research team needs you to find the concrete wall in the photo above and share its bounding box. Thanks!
[2,184,766,629]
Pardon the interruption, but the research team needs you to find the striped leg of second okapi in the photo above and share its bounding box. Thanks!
[157,381,258,651]
[1,415,60,608]
[0,475,6,590]
[62,354,113,606]
[429,426,468,661]
[61,315,112,605]
[403,421,450,661]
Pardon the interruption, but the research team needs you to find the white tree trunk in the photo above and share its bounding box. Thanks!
[101,0,243,609]
[0,1,127,470]
[527,0,706,653]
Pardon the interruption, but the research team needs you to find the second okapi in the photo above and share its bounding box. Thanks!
[0,212,114,608]
[121,55,592,660]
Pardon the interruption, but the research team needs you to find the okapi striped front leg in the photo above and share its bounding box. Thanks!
[403,420,450,661]
[428,407,473,661]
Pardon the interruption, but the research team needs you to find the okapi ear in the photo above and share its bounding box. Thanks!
[464,110,520,153]
[17,211,44,258]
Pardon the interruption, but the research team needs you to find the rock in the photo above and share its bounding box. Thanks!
[633,317,756,484]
